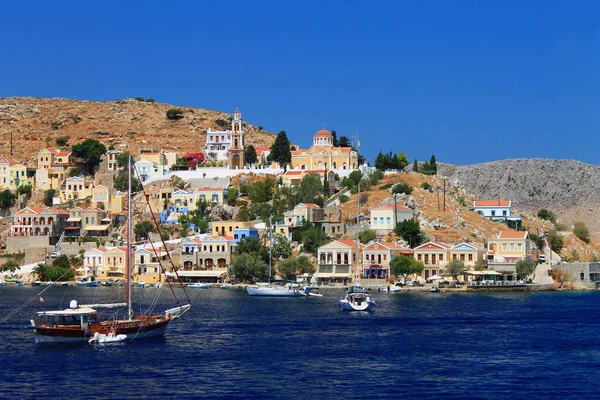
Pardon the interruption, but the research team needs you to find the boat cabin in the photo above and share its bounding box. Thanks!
[36,307,98,329]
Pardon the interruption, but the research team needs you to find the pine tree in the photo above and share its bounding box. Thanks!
[429,154,437,175]
[271,131,292,171]
[413,159,419,173]
[244,145,258,166]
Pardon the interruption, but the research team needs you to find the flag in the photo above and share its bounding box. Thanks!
[357,140,361,148]
[39,296,44,304]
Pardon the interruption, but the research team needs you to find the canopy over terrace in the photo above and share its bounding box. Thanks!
[464,270,517,280]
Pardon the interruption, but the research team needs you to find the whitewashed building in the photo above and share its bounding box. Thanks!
[205,108,244,162]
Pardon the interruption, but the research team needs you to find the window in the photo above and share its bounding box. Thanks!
[502,210,507,216]
[491,211,496,216]
[517,243,522,251]
[468,254,473,261]
[386,217,391,225]
[510,243,515,251]
[374,218,378,225]
[581,272,585,280]
[502,244,507,251]
[439,254,444,261]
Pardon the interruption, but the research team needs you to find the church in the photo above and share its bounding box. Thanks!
[290,129,358,171]
[204,108,245,169]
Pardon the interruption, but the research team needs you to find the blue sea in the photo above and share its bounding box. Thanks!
[1,286,600,399]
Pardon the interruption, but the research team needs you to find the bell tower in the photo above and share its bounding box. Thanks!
[229,108,245,169]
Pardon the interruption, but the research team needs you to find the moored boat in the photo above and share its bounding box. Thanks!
[187,283,211,289]
[339,286,375,311]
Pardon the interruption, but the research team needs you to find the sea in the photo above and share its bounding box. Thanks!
[1,286,600,399]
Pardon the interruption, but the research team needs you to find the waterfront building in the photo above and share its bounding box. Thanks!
[363,242,411,283]
[81,246,128,279]
[65,206,110,237]
[487,231,531,272]
[179,235,233,282]
[315,239,365,286]
[290,129,358,172]
[135,244,181,283]
[369,203,413,233]
[449,242,485,269]
[9,207,69,237]
[413,241,452,280]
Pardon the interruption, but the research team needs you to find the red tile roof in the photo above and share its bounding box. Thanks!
[314,129,332,137]
[498,231,528,239]
[298,203,320,209]
[335,239,365,249]
[474,200,511,207]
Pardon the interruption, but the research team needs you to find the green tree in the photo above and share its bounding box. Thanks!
[32,263,47,281]
[0,259,18,273]
[249,177,276,203]
[71,139,107,174]
[573,222,591,243]
[52,254,71,269]
[390,255,424,282]
[117,151,132,169]
[244,145,258,166]
[421,154,437,175]
[374,150,399,171]
[272,234,292,260]
[537,209,556,223]
[394,219,424,248]
[358,229,377,244]
[397,152,409,170]
[516,259,536,279]
[270,131,292,171]
[548,229,563,254]
[337,136,351,147]
[277,257,299,280]
[297,255,315,275]
[134,220,156,241]
[166,108,184,120]
[294,173,323,205]
[228,253,268,283]
[55,136,69,147]
[114,171,142,192]
[43,189,56,206]
[413,159,419,173]
[391,182,413,195]
[16,184,32,198]
[341,170,363,191]
[444,260,465,281]
[0,189,16,209]
[301,226,327,255]
[227,187,239,206]
[236,236,269,264]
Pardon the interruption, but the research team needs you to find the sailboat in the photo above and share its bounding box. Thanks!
[246,214,303,297]
[339,179,375,311]
[30,157,191,343]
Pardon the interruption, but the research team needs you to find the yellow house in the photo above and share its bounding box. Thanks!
[109,192,126,214]
[9,160,35,190]
[92,185,110,209]
[82,246,127,279]
[413,241,452,280]
[194,187,227,205]
[212,220,255,236]
[284,203,323,227]
[37,148,75,170]
[487,231,530,264]
[316,239,364,286]
[135,245,181,283]
[0,157,10,189]
[449,242,485,268]
[62,176,94,202]
[290,129,358,171]
[369,204,414,233]
[363,242,411,282]
[36,168,66,191]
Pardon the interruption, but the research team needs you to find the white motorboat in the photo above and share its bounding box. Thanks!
[188,283,211,289]
[387,282,403,293]
[89,331,127,344]
[339,286,375,311]
[246,285,303,297]
[430,286,440,293]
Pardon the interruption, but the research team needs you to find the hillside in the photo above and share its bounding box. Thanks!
[437,159,600,242]
[0,97,277,163]
[338,171,600,262]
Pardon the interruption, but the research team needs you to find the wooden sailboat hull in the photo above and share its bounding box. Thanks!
[33,314,173,343]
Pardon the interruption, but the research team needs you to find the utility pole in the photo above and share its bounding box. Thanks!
[10,131,13,156]
[443,179,446,212]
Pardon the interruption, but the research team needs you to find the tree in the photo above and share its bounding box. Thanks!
[537,209,556,223]
[421,154,437,175]
[548,229,563,254]
[573,222,591,243]
[43,189,56,206]
[341,170,362,191]
[166,108,184,120]
[277,257,299,280]
[301,226,327,255]
[337,136,351,147]
[228,253,268,283]
[71,139,107,173]
[394,219,424,248]
[413,159,419,173]
[516,259,536,279]
[114,171,142,192]
[444,260,465,281]
[390,255,424,282]
[297,255,315,275]
[272,234,292,260]
[16,184,32,198]
[52,254,71,269]
[397,152,409,170]
[358,229,377,244]
[116,151,132,168]
[55,136,69,147]
[236,236,269,264]
[294,173,323,205]
[227,187,239,206]
[249,177,276,203]
[244,145,258,166]
[32,263,47,281]
[134,220,156,240]
[0,260,18,273]
[271,131,292,171]
[374,150,399,171]
[0,189,16,209]
[391,182,413,195]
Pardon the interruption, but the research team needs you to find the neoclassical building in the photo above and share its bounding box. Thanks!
[204,108,245,169]
[290,129,358,171]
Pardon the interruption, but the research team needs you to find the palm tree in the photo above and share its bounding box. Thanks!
[32,263,47,281]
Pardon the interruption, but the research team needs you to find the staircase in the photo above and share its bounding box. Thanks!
[54,231,65,253]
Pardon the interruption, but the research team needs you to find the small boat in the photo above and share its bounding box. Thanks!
[308,291,324,297]
[187,283,211,289]
[31,281,42,286]
[0,280,5,287]
[16,280,24,287]
[430,286,440,293]
[221,284,231,289]
[59,282,69,287]
[153,282,163,289]
[339,286,375,311]
[138,281,148,288]
[76,277,98,287]
[387,282,403,293]
[44,281,54,286]
[101,281,113,287]
[88,331,127,344]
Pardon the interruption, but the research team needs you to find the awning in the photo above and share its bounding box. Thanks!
[177,270,227,277]
[102,218,111,222]
[465,270,504,276]
[67,217,82,222]
[84,225,110,231]
[314,272,352,278]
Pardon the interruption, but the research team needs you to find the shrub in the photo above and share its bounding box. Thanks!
[359,192,368,204]
[134,97,145,101]
[145,98,155,102]
[391,182,412,195]
[573,222,591,243]
[51,121,62,130]
[339,194,349,203]
[458,196,467,206]
[537,209,556,223]
[55,136,69,147]
[16,184,32,198]
[379,183,392,191]
[358,229,377,244]
[421,182,433,191]
[166,108,184,120]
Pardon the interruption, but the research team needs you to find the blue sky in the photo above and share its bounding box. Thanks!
[2,1,599,165]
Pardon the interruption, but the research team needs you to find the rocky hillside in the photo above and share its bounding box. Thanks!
[0,97,277,163]
[437,159,600,242]
[338,171,600,262]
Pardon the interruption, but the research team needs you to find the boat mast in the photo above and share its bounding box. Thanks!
[126,155,133,320]
[354,131,361,287]
[269,212,272,285]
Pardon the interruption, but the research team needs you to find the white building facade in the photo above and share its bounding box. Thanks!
[205,109,244,162]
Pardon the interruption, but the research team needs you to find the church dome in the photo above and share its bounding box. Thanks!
[314,129,332,138]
